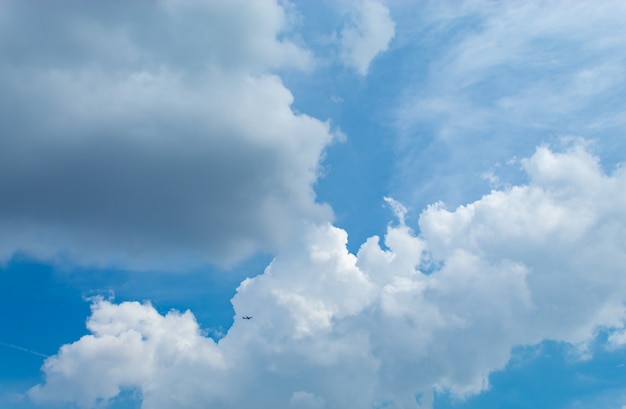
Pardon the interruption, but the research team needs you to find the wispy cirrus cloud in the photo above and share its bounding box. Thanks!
[391,0,626,210]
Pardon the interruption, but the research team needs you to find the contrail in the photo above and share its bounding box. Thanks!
[0,341,49,358]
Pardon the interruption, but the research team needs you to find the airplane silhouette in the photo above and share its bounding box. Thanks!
[242,316,253,320]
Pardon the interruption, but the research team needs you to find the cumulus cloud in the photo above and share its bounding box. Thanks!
[29,298,226,408]
[0,0,336,269]
[340,0,395,76]
[30,143,626,408]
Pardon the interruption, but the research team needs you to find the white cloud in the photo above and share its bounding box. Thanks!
[608,329,626,349]
[30,143,626,408]
[0,0,336,269]
[289,391,325,409]
[29,298,227,408]
[340,0,395,76]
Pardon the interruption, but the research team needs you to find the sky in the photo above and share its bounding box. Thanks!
[1,1,626,408]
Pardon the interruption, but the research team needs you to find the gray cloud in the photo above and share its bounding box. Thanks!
[0,0,335,269]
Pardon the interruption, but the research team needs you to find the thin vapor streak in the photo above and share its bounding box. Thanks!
[0,341,49,358]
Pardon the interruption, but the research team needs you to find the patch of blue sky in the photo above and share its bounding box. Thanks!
[0,259,85,409]
[0,259,88,375]
[276,2,413,252]
[434,339,626,409]
[285,62,401,252]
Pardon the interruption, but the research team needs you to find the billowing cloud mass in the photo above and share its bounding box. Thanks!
[0,0,336,269]
[30,143,626,408]
[340,0,395,76]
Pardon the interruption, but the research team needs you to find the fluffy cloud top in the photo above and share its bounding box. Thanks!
[0,0,336,269]
[30,143,626,408]
[340,0,395,76]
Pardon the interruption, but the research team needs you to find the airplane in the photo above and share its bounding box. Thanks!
[242,316,253,320]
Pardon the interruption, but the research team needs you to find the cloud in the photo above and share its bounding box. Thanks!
[392,0,626,210]
[29,142,626,408]
[608,329,626,349]
[0,0,337,269]
[340,0,395,76]
[29,298,226,408]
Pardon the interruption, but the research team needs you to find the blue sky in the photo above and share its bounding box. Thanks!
[2,1,626,408]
